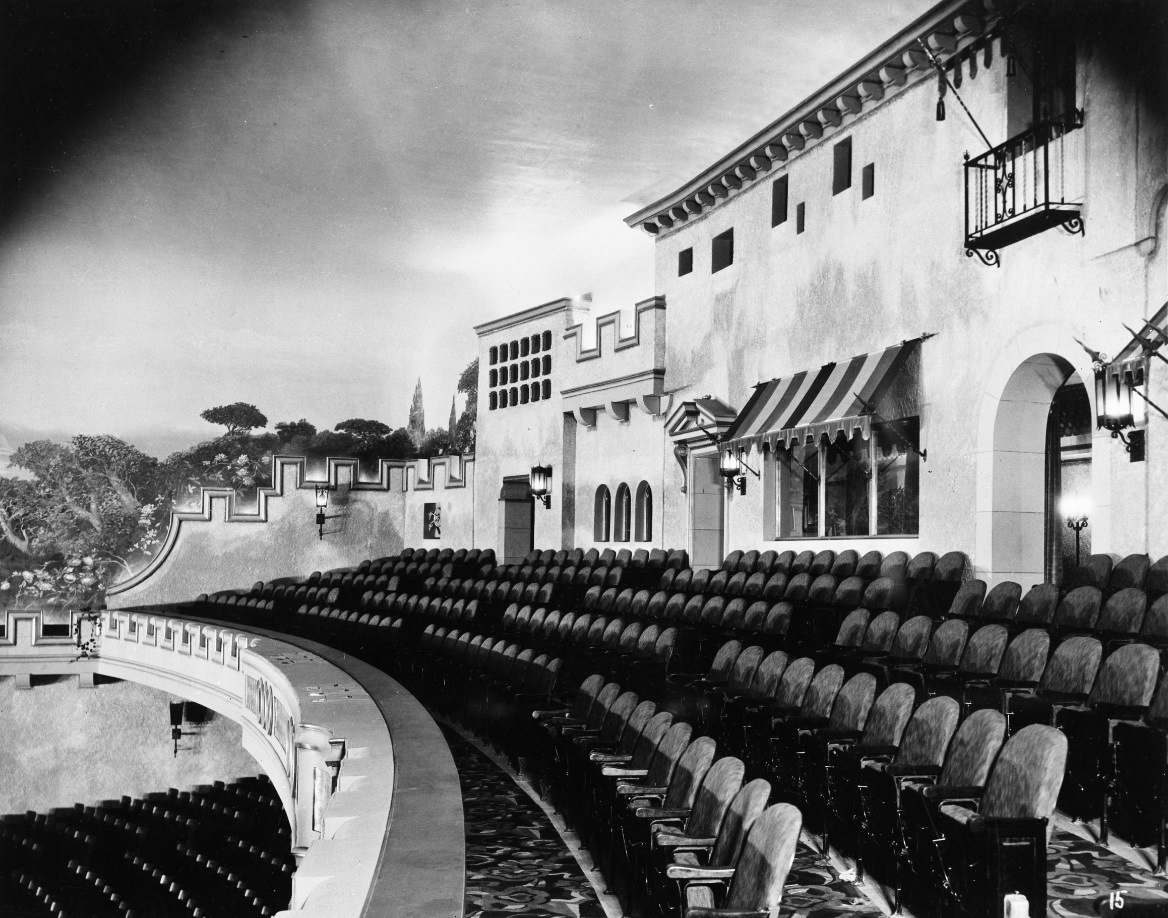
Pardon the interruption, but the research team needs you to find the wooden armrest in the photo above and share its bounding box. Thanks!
[602,766,649,778]
[666,865,736,881]
[654,834,716,848]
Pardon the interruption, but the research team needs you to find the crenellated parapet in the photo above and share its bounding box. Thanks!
[560,296,668,426]
[107,453,475,607]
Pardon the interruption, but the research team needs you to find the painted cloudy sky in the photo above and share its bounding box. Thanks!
[0,0,932,459]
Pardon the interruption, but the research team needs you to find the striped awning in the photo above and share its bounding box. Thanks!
[723,338,922,452]
[1114,300,1168,364]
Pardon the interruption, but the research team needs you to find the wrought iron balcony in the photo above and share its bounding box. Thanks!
[964,110,1085,266]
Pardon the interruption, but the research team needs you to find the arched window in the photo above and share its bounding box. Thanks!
[489,368,498,387]
[635,481,653,541]
[530,382,540,402]
[594,486,611,542]
[614,483,631,542]
[489,391,498,410]
[541,379,551,400]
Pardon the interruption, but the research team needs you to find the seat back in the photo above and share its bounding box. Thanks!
[855,550,883,580]
[773,657,815,708]
[932,551,968,582]
[644,722,694,787]
[662,736,717,811]
[1037,636,1101,696]
[726,646,766,693]
[997,629,1050,684]
[708,778,772,867]
[860,611,900,653]
[907,551,937,582]
[980,580,1022,622]
[860,682,916,748]
[1089,643,1159,709]
[682,756,746,838]
[895,695,961,767]
[798,664,845,719]
[583,681,624,731]
[748,651,789,698]
[617,701,659,755]
[834,608,870,648]
[880,551,910,581]
[1053,586,1102,632]
[1110,554,1151,592]
[568,674,606,721]
[889,615,933,661]
[596,691,641,744]
[958,624,1008,676]
[940,709,1006,788]
[921,618,968,667]
[629,711,675,769]
[1097,587,1147,636]
[948,580,986,619]
[831,550,860,579]
[828,672,877,732]
[980,725,1068,827]
[706,641,744,681]
[721,803,803,913]
[1140,594,1168,642]
[1015,583,1059,626]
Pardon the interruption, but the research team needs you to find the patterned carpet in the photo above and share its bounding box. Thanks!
[444,727,609,918]
[1048,831,1168,917]
[442,725,1168,918]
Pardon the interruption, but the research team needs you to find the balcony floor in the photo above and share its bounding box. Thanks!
[967,203,1082,253]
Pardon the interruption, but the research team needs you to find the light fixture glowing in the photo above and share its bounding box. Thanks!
[530,465,552,509]
[315,484,331,539]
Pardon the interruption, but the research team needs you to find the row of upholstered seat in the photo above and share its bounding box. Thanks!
[1065,551,1168,598]
[380,608,1071,918]
[0,778,292,918]
[390,629,806,918]
[948,581,1168,644]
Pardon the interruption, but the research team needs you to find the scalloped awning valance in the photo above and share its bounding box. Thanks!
[723,338,923,452]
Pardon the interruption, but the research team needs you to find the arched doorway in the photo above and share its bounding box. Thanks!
[987,353,1092,588]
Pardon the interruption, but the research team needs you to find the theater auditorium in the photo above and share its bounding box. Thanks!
[7,0,1168,916]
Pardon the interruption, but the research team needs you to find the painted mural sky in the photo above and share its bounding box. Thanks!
[0,0,933,461]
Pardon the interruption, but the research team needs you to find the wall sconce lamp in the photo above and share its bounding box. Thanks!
[1094,361,1147,461]
[530,464,552,509]
[169,701,186,757]
[315,484,332,539]
[719,448,759,495]
[1060,493,1091,569]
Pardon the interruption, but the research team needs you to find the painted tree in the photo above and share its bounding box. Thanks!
[200,402,268,437]
[454,358,478,453]
[407,380,425,448]
[335,418,393,443]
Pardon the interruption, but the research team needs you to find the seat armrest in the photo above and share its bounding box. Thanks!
[531,707,569,720]
[1095,702,1151,721]
[995,678,1039,691]
[654,834,716,849]
[684,909,769,918]
[602,766,649,778]
[965,815,1049,836]
[920,784,984,802]
[590,751,632,764]
[634,806,691,820]
[774,715,830,731]
[665,865,736,881]
[817,728,863,743]
[619,783,667,796]
[851,744,900,760]
[884,764,941,779]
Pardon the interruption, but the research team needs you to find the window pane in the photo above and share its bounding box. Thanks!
[824,433,870,537]
[875,417,920,535]
[777,441,818,538]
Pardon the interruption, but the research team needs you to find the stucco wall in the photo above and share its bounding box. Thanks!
[648,26,1168,570]
[108,455,476,608]
[572,408,668,550]
[0,676,261,815]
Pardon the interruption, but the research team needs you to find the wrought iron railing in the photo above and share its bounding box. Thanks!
[964,110,1085,265]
